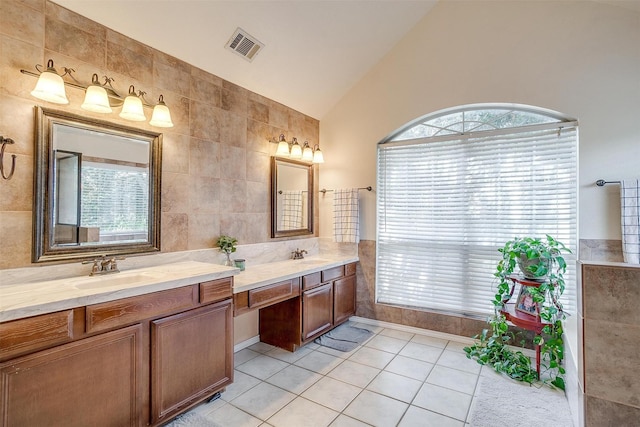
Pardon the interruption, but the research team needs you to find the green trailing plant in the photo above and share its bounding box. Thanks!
[464,235,572,390]
[216,235,237,254]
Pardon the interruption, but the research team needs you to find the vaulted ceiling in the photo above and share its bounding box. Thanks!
[51,1,640,120]
[53,0,439,119]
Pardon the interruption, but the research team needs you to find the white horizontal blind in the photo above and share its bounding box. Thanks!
[81,163,149,237]
[376,125,577,318]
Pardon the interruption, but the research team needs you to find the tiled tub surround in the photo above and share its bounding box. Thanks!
[0,0,320,269]
[578,261,640,426]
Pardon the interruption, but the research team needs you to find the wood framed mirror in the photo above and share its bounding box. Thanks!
[33,107,162,263]
[271,157,313,238]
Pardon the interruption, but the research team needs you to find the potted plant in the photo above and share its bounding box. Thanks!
[216,235,237,266]
[465,235,572,390]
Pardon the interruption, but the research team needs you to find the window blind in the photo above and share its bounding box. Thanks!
[376,125,577,318]
[81,163,149,238]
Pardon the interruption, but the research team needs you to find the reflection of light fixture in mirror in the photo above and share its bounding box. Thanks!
[312,144,324,164]
[119,86,146,122]
[301,141,314,162]
[30,59,70,104]
[275,134,290,156]
[149,95,174,127]
[81,74,112,113]
[290,138,302,159]
[21,59,174,128]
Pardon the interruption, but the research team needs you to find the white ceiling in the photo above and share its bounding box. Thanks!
[52,0,439,119]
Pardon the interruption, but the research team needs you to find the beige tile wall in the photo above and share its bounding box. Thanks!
[579,262,640,425]
[0,0,319,269]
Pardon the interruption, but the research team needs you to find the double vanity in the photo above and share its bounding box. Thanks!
[0,254,358,426]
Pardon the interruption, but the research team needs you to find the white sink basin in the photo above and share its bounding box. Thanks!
[73,272,165,289]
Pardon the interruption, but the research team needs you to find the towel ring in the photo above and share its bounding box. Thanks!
[0,136,16,180]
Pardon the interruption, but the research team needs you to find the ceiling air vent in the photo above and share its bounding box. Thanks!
[225,28,264,62]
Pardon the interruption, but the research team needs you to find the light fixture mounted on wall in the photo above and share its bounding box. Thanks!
[271,134,324,164]
[21,59,174,128]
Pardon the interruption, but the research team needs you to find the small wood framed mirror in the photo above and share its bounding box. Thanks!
[271,157,313,238]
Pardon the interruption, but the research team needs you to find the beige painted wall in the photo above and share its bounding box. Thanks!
[319,0,640,242]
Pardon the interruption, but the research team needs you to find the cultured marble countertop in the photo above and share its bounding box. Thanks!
[0,261,238,323]
[233,254,359,293]
[0,255,359,323]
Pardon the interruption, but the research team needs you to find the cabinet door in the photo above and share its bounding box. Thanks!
[334,275,356,325]
[302,283,333,341]
[0,324,142,427]
[151,299,233,423]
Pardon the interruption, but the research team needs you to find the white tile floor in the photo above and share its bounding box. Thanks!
[182,321,560,427]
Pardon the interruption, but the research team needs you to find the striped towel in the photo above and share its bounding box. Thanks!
[621,179,640,264]
[333,188,359,243]
[280,191,303,230]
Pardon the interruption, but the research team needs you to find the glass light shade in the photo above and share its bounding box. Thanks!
[276,140,290,156]
[81,85,112,113]
[313,147,324,164]
[302,143,314,162]
[290,140,302,159]
[31,70,68,104]
[119,93,146,121]
[149,97,174,128]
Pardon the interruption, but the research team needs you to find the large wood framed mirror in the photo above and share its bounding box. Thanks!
[33,107,162,263]
[271,157,313,238]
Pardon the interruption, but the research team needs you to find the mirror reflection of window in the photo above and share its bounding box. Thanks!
[52,123,150,246]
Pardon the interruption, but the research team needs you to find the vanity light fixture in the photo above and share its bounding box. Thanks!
[270,134,325,163]
[149,95,174,128]
[312,144,324,164]
[119,86,146,122]
[30,59,70,105]
[301,141,314,162]
[81,74,112,113]
[21,59,174,128]
[275,134,290,157]
[290,137,302,159]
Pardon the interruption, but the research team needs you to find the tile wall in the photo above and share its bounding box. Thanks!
[578,261,640,425]
[0,0,319,270]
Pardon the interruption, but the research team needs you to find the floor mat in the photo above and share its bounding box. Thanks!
[314,323,373,352]
[468,371,573,427]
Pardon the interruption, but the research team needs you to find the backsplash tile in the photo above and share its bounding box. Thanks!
[579,239,623,262]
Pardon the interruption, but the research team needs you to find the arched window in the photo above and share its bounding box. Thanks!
[376,104,578,317]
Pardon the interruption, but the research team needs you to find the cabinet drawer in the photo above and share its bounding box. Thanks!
[321,266,344,282]
[86,286,196,333]
[302,272,321,291]
[345,262,357,276]
[0,310,74,361]
[249,278,300,309]
[200,277,233,304]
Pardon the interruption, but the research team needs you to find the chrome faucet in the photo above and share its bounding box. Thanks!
[292,248,308,260]
[83,255,124,276]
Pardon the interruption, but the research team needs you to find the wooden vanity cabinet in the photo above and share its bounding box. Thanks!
[0,277,234,427]
[333,274,356,325]
[301,282,334,341]
[151,299,233,424]
[0,324,143,427]
[259,262,358,351]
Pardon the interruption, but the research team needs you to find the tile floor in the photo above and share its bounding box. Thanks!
[183,321,562,427]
